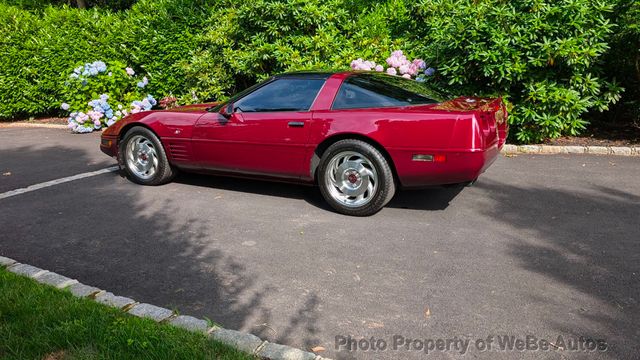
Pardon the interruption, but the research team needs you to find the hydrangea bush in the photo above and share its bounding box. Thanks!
[350,50,435,81]
[60,61,157,133]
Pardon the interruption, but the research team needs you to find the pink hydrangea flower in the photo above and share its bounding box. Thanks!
[402,74,412,79]
[412,59,426,70]
[408,63,419,76]
[126,67,135,76]
[350,51,423,79]
[351,58,379,71]
[76,112,89,123]
[88,110,103,121]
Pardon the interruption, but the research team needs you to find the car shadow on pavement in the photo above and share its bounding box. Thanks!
[475,180,640,359]
[0,145,324,350]
[173,172,464,213]
[387,185,464,211]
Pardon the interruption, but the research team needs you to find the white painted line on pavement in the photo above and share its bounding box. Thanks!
[0,166,119,200]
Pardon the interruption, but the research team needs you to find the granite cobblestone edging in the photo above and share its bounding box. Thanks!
[0,256,331,360]
[501,144,639,156]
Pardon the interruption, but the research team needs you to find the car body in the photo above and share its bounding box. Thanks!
[101,71,508,215]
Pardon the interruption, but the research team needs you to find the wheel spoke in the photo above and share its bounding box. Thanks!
[324,151,378,208]
[126,135,159,180]
[366,182,374,196]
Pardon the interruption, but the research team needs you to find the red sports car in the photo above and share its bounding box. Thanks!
[101,71,508,216]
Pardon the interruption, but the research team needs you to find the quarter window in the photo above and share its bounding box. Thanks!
[234,78,325,112]
[332,74,440,110]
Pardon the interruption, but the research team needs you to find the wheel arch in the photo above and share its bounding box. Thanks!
[311,133,400,185]
[118,122,159,142]
[117,122,165,165]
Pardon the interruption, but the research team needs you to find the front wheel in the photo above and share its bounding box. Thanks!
[119,126,176,185]
[318,139,395,216]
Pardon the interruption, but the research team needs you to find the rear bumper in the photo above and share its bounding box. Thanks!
[100,135,118,158]
[391,145,500,188]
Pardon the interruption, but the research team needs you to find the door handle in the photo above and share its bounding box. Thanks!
[288,121,305,128]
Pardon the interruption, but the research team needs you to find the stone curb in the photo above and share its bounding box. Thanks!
[501,144,639,156]
[0,256,330,360]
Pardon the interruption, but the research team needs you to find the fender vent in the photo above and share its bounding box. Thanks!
[167,142,190,162]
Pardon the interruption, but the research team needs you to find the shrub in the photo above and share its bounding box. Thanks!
[0,0,633,142]
[185,0,410,95]
[407,0,624,143]
[2,0,138,11]
[60,60,157,133]
[601,0,639,125]
[0,0,209,119]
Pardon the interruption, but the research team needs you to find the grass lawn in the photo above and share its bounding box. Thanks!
[0,268,254,360]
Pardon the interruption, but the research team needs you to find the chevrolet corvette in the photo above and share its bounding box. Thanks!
[101,71,508,216]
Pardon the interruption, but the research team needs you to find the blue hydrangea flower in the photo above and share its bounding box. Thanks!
[424,67,436,76]
[146,95,157,106]
[137,76,149,89]
[61,103,70,110]
[93,61,107,73]
[141,99,152,110]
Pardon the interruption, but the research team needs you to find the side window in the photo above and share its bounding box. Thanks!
[332,75,437,110]
[235,78,325,112]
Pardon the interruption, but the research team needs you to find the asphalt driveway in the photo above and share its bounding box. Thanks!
[0,127,638,359]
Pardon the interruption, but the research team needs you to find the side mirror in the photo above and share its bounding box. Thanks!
[220,102,234,119]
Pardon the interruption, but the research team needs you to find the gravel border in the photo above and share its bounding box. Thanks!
[501,144,638,156]
[0,122,67,129]
[0,256,331,360]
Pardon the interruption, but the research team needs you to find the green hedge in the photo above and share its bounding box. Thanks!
[409,0,625,143]
[0,0,211,118]
[0,0,636,143]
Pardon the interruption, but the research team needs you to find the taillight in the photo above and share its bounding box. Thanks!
[412,154,446,163]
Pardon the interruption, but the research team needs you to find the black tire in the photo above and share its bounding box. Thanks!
[318,139,395,216]
[118,126,176,185]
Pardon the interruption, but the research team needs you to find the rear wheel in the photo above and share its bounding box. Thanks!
[318,139,395,216]
[119,126,176,185]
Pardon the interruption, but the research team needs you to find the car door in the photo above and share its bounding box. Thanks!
[192,77,326,179]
